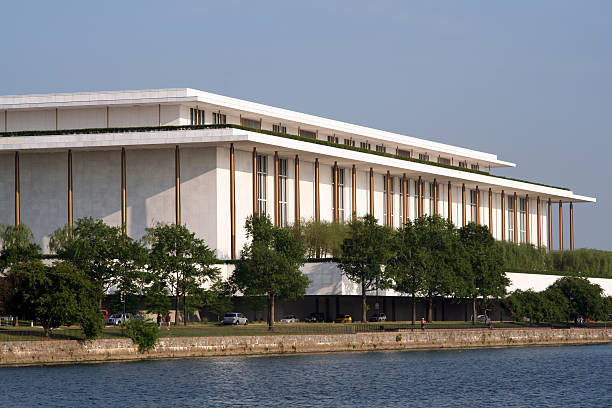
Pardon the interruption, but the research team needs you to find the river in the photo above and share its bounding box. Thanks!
[1,344,610,407]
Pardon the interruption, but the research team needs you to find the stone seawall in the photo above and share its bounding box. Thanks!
[1,328,611,366]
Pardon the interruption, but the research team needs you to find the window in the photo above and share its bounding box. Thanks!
[412,180,419,218]
[507,196,515,241]
[241,117,261,129]
[397,149,411,158]
[438,157,451,165]
[383,175,394,225]
[418,153,429,161]
[299,129,316,139]
[257,155,267,214]
[272,124,286,133]
[469,190,477,222]
[458,161,467,168]
[279,159,288,227]
[376,145,386,153]
[343,138,355,147]
[429,183,436,215]
[471,164,480,171]
[332,168,345,222]
[190,108,204,125]
[327,135,339,144]
[213,112,226,124]
[360,142,371,150]
[519,198,527,243]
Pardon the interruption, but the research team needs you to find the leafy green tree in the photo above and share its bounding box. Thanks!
[292,219,348,258]
[125,318,159,353]
[411,215,469,322]
[51,218,147,305]
[144,223,218,325]
[0,224,41,270]
[548,277,608,322]
[459,223,508,324]
[505,288,568,324]
[339,215,393,322]
[4,260,103,338]
[145,283,171,315]
[389,219,425,324]
[231,214,309,330]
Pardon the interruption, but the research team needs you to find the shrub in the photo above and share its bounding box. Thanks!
[125,319,159,353]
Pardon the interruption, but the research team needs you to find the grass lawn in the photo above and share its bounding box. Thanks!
[1,320,609,342]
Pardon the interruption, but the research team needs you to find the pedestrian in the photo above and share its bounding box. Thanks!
[157,313,162,329]
[420,317,426,330]
[165,312,171,330]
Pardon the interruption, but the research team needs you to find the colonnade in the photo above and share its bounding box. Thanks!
[9,147,576,261]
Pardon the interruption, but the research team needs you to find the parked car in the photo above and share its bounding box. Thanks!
[106,313,133,326]
[369,313,387,322]
[476,315,487,322]
[334,314,352,323]
[223,312,248,325]
[608,314,612,321]
[280,314,299,323]
[304,312,325,323]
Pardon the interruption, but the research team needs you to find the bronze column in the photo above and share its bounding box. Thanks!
[295,155,300,223]
[488,188,493,233]
[230,144,236,259]
[433,178,438,216]
[68,150,73,235]
[386,171,391,226]
[252,148,257,214]
[418,176,423,217]
[513,193,518,243]
[402,174,407,225]
[175,145,181,225]
[501,191,505,241]
[14,152,19,227]
[559,201,563,251]
[447,181,452,223]
[570,202,574,250]
[525,195,530,244]
[274,151,279,226]
[121,148,126,235]
[537,196,541,247]
[475,186,480,224]
[315,158,320,222]
[461,183,466,227]
[352,165,356,220]
[369,168,374,215]
[333,162,339,222]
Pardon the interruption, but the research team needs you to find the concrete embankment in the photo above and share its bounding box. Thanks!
[1,328,611,366]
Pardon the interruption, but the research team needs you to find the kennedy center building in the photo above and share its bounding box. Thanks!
[0,89,597,318]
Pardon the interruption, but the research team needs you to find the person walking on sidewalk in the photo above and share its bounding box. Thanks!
[165,313,171,330]
[157,313,162,329]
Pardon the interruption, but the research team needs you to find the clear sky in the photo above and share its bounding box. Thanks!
[1,1,610,250]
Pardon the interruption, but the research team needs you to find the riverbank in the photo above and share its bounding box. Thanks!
[1,327,611,366]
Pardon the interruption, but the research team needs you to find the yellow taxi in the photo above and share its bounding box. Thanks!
[334,314,352,323]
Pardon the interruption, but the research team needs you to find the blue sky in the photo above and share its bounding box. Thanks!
[2,1,610,249]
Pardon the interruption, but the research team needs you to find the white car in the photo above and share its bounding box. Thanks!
[280,314,299,323]
[106,313,133,326]
[223,312,248,325]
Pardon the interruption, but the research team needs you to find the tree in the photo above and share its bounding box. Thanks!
[144,223,218,325]
[4,260,103,338]
[505,289,567,324]
[389,219,425,324]
[339,215,393,323]
[548,277,608,322]
[0,224,41,270]
[231,214,309,330]
[291,219,348,258]
[51,218,147,306]
[411,215,469,322]
[459,223,508,324]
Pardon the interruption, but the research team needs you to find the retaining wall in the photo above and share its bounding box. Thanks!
[1,328,611,366]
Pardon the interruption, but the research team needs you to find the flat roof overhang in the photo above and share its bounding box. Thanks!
[0,127,595,204]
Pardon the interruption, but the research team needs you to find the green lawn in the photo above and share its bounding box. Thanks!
[1,320,609,342]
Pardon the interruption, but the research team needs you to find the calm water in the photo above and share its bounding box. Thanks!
[1,344,611,407]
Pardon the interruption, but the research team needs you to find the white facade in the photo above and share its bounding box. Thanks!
[0,88,595,256]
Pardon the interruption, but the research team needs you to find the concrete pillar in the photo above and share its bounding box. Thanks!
[559,201,563,251]
[570,202,574,250]
[548,198,552,250]
[315,158,320,222]
[447,181,452,223]
[121,148,127,235]
[402,174,407,225]
[369,168,374,216]
[14,151,19,227]
[230,144,236,259]
[68,150,73,235]
[461,183,466,227]
[537,196,541,247]
[175,145,181,225]
[488,188,493,233]
[295,155,300,223]
[386,171,391,226]
[525,195,530,244]
[274,151,279,226]
[501,190,505,241]
[352,165,356,220]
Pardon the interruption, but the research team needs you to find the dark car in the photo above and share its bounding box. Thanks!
[304,312,325,323]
